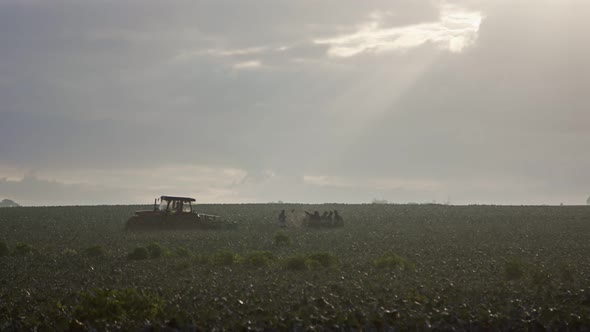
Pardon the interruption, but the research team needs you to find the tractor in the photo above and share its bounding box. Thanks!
[125,195,234,231]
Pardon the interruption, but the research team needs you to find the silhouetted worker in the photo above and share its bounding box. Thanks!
[313,211,320,221]
[321,211,329,220]
[333,210,343,225]
[170,201,181,214]
[278,209,287,227]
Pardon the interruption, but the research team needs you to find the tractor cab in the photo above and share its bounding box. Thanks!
[155,196,195,214]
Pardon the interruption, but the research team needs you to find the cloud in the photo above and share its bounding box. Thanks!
[174,46,269,62]
[0,0,589,205]
[324,0,590,204]
[0,174,131,206]
[232,60,263,70]
[303,175,441,192]
[0,166,248,205]
[315,3,483,57]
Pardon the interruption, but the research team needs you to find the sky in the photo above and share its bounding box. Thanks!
[0,0,589,206]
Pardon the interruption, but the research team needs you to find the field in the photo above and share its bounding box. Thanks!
[1,204,589,330]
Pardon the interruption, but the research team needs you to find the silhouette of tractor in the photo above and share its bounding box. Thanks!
[125,196,234,231]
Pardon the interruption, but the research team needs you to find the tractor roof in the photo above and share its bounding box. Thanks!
[160,196,196,202]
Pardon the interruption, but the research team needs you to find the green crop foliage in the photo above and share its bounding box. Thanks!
[306,251,337,268]
[285,255,309,271]
[530,267,551,287]
[74,288,164,324]
[146,242,165,259]
[13,242,33,255]
[1,204,589,330]
[273,232,291,246]
[212,250,239,266]
[62,248,78,256]
[0,241,9,256]
[127,247,149,260]
[282,252,336,271]
[192,255,211,265]
[373,252,413,270]
[559,263,575,282]
[173,246,191,258]
[84,245,106,257]
[504,258,525,280]
[244,251,275,267]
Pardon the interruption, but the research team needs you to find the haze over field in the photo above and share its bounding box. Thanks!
[0,0,589,206]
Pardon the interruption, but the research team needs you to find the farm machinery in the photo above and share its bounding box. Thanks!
[125,196,235,231]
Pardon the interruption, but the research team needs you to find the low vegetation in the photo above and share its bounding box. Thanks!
[373,251,413,270]
[0,204,589,329]
[146,242,166,259]
[244,250,275,267]
[13,242,34,255]
[127,247,149,260]
[273,231,291,246]
[0,241,8,257]
[84,245,106,257]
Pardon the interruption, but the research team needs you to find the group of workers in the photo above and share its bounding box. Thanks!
[277,209,344,227]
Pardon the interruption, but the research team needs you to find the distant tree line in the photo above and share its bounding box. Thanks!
[0,199,20,208]
[371,198,450,205]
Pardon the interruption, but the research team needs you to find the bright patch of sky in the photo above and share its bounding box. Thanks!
[303,175,441,192]
[232,60,262,70]
[315,3,483,57]
[174,47,268,62]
